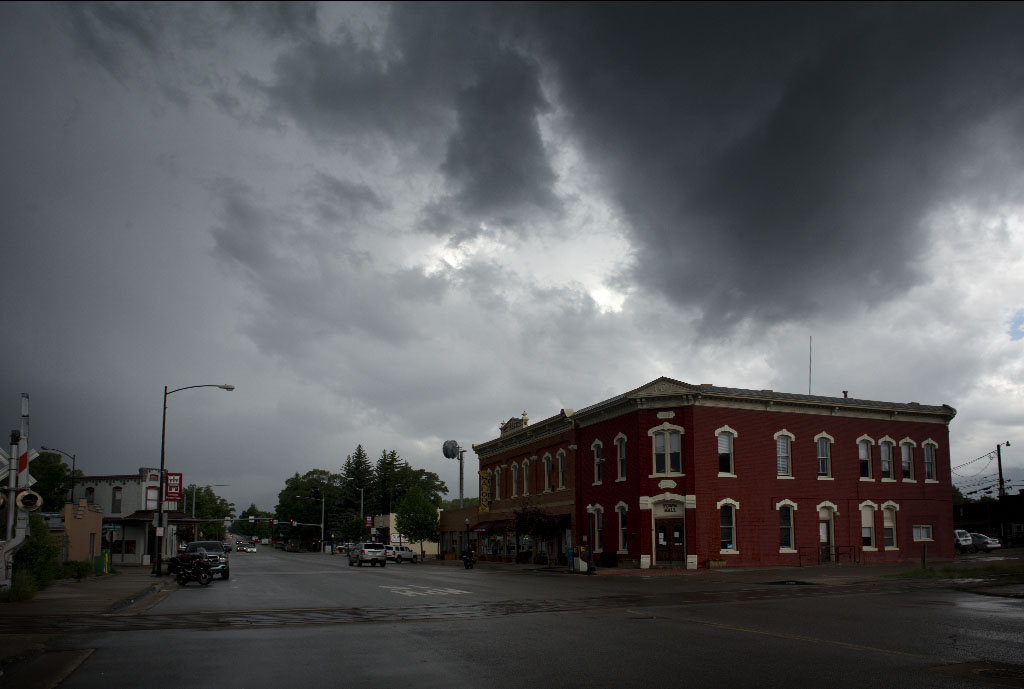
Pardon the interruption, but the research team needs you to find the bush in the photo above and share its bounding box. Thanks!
[57,560,93,580]
[12,513,62,590]
[5,570,38,602]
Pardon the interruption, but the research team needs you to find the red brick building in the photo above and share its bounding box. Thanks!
[471,377,957,569]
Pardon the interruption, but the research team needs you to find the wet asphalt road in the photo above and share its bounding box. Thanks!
[24,548,1024,688]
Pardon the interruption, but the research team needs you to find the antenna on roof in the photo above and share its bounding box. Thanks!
[808,336,812,395]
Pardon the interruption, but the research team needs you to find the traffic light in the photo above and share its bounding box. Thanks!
[269,518,275,525]
[290,519,295,526]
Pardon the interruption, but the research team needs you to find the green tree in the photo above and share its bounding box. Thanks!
[340,445,374,521]
[186,484,234,541]
[395,486,439,558]
[28,452,78,510]
[338,518,369,543]
[397,464,448,507]
[374,449,408,515]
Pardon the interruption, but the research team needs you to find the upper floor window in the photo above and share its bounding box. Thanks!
[858,438,873,479]
[815,433,833,477]
[522,459,531,496]
[775,431,794,477]
[144,486,157,510]
[717,427,736,475]
[543,454,552,492]
[923,443,936,481]
[615,434,627,480]
[557,450,566,489]
[592,441,604,484]
[592,507,604,551]
[111,486,123,514]
[880,440,894,479]
[511,463,519,497]
[494,467,502,500]
[650,424,683,475]
[901,441,915,480]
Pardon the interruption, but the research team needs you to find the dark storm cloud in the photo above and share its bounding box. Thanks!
[222,1,320,41]
[211,180,446,350]
[62,2,160,80]
[526,3,1024,332]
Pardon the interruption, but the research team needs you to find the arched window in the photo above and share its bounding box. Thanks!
[775,430,794,477]
[522,459,531,496]
[900,440,916,480]
[883,504,898,548]
[510,463,519,497]
[776,499,796,551]
[815,432,834,478]
[616,502,628,552]
[494,467,502,501]
[923,441,937,481]
[615,434,627,480]
[716,427,737,475]
[649,424,683,475]
[542,454,552,492]
[557,450,566,489]
[860,502,877,549]
[719,503,736,551]
[879,438,894,479]
[592,440,604,485]
[857,436,874,479]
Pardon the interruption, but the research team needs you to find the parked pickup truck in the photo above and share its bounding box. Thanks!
[348,542,387,567]
[175,540,230,579]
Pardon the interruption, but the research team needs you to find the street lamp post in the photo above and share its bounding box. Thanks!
[40,445,76,502]
[155,383,234,576]
[299,493,326,551]
[464,517,470,557]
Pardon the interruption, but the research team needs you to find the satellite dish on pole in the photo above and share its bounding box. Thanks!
[442,440,459,459]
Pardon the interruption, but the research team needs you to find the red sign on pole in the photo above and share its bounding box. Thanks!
[165,473,183,501]
[365,515,373,528]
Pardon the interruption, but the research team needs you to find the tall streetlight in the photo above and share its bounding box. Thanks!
[299,493,325,551]
[155,383,234,576]
[40,445,76,502]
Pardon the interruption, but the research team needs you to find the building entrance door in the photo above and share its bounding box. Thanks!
[655,518,685,564]
[819,520,832,563]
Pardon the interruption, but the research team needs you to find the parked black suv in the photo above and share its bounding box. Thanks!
[174,540,230,579]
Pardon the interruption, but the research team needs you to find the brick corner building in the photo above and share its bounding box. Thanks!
[472,377,956,570]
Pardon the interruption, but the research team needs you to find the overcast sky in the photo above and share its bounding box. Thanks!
[3,2,1022,512]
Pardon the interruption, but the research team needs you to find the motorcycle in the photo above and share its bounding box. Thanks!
[175,552,213,586]
[461,550,476,569]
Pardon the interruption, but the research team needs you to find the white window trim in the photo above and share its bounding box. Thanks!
[522,458,531,496]
[882,500,899,551]
[879,435,896,480]
[814,431,834,479]
[648,423,685,477]
[542,454,552,493]
[912,525,934,541]
[717,498,739,554]
[590,503,605,553]
[614,433,627,481]
[715,425,738,477]
[859,500,878,551]
[510,462,519,498]
[776,499,797,553]
[592,439,604,486]
[615,501,628,554]
[856,435,875,481]
[557,450,567,490]
[900,437,917,482]
[922,439,939,483]
[774,429,795,478]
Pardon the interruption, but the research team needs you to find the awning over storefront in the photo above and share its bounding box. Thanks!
[472,520,513,532]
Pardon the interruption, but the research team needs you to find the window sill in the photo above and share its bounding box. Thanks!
[779,548,797,554]
[592,481,602,486]
[881,478,896,483]
[859,477,875,482]
[912,538,934,543]
[717,472,736,478]
[777,475,795,480]
[649,472,685,479]
[817,476,834,481]
[862,546,877,552]
[902,479,917,483]
[925,479,938,483]
[615,477,626,482]
[884,546,899,551]
[617,549,627,555]
[719,549,739,555]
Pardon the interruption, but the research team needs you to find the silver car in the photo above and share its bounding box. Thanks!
[385,545,418,563]
[348,542,387,567]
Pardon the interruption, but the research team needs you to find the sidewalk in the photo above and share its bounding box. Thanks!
[0,566,176,668]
